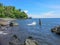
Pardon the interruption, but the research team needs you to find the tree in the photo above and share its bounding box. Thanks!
[0,3,28,19]
[0,3,3,7]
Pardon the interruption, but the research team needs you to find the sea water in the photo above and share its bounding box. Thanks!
[16,18,60,45]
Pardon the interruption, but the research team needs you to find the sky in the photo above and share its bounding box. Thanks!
[0,0,60,18]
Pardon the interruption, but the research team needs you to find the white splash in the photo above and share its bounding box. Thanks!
[27,22,36,26]
[0,31,8,35]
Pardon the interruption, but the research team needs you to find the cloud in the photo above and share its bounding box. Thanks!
[28,3,60,18]
[40,11,60,18]
[40,11,55,18]
[28,11,60,18]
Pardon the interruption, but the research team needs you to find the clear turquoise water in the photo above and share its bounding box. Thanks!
[16,18,60,45]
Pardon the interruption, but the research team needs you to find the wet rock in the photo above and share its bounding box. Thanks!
[25,36,38,45]
[9,35,21,45]
[13,22,18,26]
[51,26,60,34]
[13,35,18,39]
[9,42,14,45]
[9,22,13,27]
[9,22,18,27]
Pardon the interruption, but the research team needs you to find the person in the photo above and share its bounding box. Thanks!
[39,19,42,26]
[24,36,38,45]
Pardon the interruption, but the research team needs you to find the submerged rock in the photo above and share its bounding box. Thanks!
[51,26,60,34]
[9,35,21,45]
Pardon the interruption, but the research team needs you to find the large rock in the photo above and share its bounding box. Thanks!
[0,21,18,26]
[9,22,19,27]
[0,20,13,26]
[0,21,9,26]
[25,39,38,45]
[12,22,19,26]
[51,26,60,34]
[0,18,16,26]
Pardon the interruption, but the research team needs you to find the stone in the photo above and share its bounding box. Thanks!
[51,26,60,34]
[25,39,38,45]
[13,35,18,39]
[9,22,18,26]
[9,35,21,45]
[25,36,38,45]
[9,22,13,27]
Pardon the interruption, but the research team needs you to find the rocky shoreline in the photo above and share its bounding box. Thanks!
[0,18,18,26]
[0,18,38,45]
[0,26,38,45]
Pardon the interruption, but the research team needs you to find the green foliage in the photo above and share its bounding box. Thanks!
[0,3,28,19]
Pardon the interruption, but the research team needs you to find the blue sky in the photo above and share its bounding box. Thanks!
[0,0,60,18]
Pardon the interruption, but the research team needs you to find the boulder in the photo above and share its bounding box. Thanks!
[13,22,19,26]
[25,39,38,45]
[51,26,60,34]
[9,22,19,26]
[24,36,39,45]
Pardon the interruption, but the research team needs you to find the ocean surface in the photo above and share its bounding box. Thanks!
[16,18,60,45]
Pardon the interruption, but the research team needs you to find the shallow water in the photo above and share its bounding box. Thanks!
[15,18,60,45]
[0,18,60,45]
